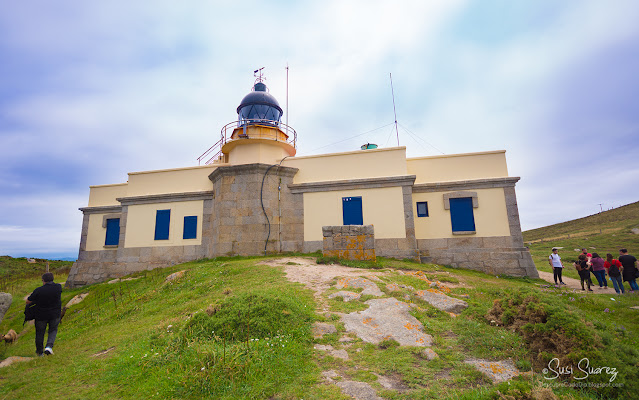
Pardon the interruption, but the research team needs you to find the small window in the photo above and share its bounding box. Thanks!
[416,202,429,217]
[342,196,363,225]
[183,216,198,239]
[105,218,120,246]
[449,197,476,233]
[154,209,171,240]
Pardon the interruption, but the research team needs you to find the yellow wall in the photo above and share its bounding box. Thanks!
[126,165,218,197]
[86,213,113,251]
[125,200,204,247]
[87,184,128,207]
[303,187,406,241]
[413,188,510,239]
[228,142,290,165]
[284,147,408,184]
[407,151,508,184]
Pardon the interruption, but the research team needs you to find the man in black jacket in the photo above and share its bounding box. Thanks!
[26,272,62,356]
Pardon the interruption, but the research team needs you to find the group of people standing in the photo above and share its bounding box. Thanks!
[548,247,639,294]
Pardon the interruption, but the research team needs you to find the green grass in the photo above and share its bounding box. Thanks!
[0,256,73,292]
[1,253,638,399]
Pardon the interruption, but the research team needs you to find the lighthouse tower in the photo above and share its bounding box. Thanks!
[216,74,296,165]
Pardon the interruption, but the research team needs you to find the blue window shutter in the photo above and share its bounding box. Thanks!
[183,216,197,239]
[416,201,429,217]
[154,209,171,240]
[449,197,475,232]
[342,197,363,225]
[105,218,120,246]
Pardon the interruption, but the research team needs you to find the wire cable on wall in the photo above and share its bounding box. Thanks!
[260,164,277,255]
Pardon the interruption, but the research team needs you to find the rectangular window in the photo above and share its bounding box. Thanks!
[449,197,476,232]
[154,209,171,240]
[105,218,120,246]
[342,196,363,225]
[416,201,429,217]
[183,216,198,239]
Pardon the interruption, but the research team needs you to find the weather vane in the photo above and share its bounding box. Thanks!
[254,67,265,84]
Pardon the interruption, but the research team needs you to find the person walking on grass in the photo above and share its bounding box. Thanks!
[26,272,62,356]
[590,253,608,289]
[619,248,639,293]
[575,254,593,291]
[604,253,625,294]
[548,247,566,287]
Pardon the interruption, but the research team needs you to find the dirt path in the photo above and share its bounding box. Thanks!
[258,257,387,313]
[260,257,521,399]
[537,270,615,293]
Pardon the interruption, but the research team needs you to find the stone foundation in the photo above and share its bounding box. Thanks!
[66,245,207,288]
[418,236,538,278]
[322,225,376,261]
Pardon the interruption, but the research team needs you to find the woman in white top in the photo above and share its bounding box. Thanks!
[548,247,566,287]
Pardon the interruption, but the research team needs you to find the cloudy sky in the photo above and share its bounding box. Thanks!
[1,1,638,259]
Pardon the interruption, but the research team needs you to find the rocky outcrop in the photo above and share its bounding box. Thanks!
[415,289,469,314]
[0,293,12,324]
[342,298,433,347]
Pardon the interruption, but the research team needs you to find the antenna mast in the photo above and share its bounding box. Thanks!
[390,73,399,146]
[286,64,289,133]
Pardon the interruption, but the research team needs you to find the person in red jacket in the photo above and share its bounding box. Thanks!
[26,272,62,356]
[604,253,624,294]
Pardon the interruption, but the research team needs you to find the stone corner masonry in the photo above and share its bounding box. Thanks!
[322,225,376,261]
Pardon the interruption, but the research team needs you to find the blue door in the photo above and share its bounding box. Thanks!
[449,197,475,232]
[342,197,363,225]
[105,218,120,246]
[154,209,171,240]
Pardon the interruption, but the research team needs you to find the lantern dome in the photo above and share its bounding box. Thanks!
[236,82,283,125]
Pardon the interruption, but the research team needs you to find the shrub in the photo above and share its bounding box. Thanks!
[486,288,600,367]
[486,288,638,398]
[184,292,313,342]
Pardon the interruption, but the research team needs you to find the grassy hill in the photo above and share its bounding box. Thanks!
[0,256,73,293]
[0,255,637,399]
[524,201,639,280]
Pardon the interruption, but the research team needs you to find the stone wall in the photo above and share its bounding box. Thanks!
[418,236,537,277]
[322,225,376,261]
[208,163,304,256]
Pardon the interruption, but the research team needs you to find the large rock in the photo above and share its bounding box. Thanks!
[328,291,361,302]
[341,298,432,347]
[65,293,89,308]
[336,381,383,400]
[336,277,383,296]
[0,356,32,368]
[312,322,337,338]
[0,293,12,324]
[415,289,468,314]
[465,358,519,383]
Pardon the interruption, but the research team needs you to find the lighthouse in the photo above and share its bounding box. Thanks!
[67,71,538,288]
